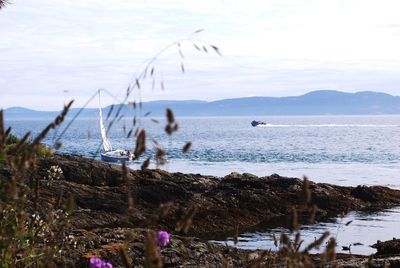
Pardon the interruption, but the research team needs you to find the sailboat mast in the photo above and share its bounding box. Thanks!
[98,90,113,152]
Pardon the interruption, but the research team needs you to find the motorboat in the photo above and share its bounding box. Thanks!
[251,120,267,127]
[98,91,133,162]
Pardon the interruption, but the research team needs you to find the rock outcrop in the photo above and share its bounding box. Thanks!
[2,154,400,267]
[33,155,400,238]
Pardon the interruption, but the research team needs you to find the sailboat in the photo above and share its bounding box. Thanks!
[98,91,133,162]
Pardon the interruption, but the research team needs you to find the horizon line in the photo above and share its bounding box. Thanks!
[2,89,399,112]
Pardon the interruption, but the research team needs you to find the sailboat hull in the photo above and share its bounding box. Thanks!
[98,91,133,163]
[100,150,132,162]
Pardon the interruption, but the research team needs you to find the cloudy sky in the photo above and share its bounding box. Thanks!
[1,0,400,110]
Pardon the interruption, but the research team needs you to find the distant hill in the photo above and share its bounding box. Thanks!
[4,90,400,119]
[4,107,60,119]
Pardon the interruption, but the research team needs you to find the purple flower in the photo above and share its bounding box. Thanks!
[157,230,170,247]
[89,257,113,268]
[89,258,102,268]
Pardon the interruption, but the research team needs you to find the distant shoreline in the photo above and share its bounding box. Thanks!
[5,114,400,120]
[4,90,400,118]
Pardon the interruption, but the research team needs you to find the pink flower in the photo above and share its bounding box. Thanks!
[157,230,170,247]
[89,257,113,268]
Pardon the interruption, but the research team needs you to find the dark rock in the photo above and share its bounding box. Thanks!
[3,154,400,267]
[372,239,400,256]
[24,154,400,238]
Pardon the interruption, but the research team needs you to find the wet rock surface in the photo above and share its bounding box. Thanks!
[372,238,400,256]
[3,154,400,267]
[313,254,400,268]
[34,154,400,239]
[64,228,257,267]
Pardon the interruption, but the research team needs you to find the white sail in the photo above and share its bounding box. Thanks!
[99,91,113,152]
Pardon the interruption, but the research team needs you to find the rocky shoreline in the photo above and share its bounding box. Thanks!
[2,154,400,267]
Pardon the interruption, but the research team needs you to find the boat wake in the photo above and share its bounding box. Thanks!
[257,124,400,128]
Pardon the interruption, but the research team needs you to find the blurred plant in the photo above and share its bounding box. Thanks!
[34,145,53,158]
[0,14,342,265]
[0,0,8,9]
[145,231,163,268]
[0,103,73,267]
[0,28,222,266]
[6,134,18,145]
[55,30,219,170]
[0,26,222,266]
[0,103,341,268]
[0,133,53,160]
[243,177,337,267]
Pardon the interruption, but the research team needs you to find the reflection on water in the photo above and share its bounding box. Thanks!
[213,207,400,255]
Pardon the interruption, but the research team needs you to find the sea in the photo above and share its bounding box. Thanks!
[5,115,400,255]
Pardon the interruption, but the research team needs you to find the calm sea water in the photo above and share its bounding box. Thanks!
[7,115,400,187]
[6,115,400,255]
[215,206,400,255]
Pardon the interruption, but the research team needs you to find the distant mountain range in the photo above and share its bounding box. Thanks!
[4,90,400,119]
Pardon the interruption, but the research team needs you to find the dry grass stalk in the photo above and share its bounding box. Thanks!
[141,157,151,170]
[233,224,239,245]
[166,108,174,124]
[182,142,192,153]
[134,129,146,159]
[0,110,4,147]
[0,0,8,9]
[119,246,132,268]
[290,207,298,232]
[308,204,317,224]
[259,176,338,267]
[302,176,311,206]
[0,33,225,267]
[127,129,133,138]
[53,33,220,171]
[322,238,337,263]
[165,108,178,136]
[272,233,278,248]
[127,192,134,212]
[175,205,198,234]
[246,250,274,268]
[0,106,75,267]
[145,231,163,268]
[122,162,129,181]
[304,231,330,253]
[155,147,167,167]
[32,101,73,147]
[157,202,173,220]
[345,220,353,226]
[106,105,114,121]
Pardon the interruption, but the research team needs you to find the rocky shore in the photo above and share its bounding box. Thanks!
[2,154,400,267]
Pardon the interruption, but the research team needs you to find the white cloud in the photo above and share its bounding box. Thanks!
[1,0,400,110]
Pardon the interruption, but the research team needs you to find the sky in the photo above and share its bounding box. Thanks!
[1,0,400,110]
